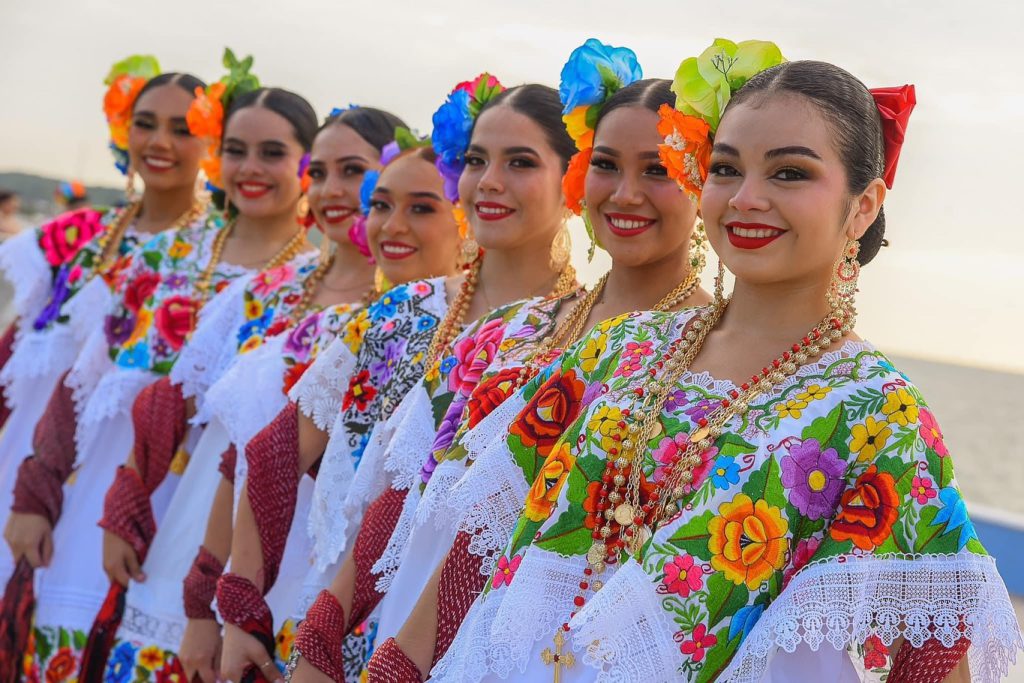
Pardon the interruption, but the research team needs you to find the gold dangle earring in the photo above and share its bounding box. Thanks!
[296,194,311,227]
[373,267,392,295]
[713,257,726,304]
[580,199,600,262]
[125,164,138,203]
[827,239,860,314]
[548,219,572,272]
[455,203,479,269]
[689,219,709,274]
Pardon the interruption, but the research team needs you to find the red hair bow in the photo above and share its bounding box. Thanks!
[869,84,916,189]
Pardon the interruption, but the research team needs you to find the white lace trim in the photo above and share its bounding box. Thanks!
[571,554,1023,683]
[199,332,289,448]
[430,546,591,681]
[289,336,356,433]
[0,227,51,322]
[445,394,529,576]
[170,272,254,404]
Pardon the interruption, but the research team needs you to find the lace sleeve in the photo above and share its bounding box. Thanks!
[0,227,51,322]
[170,273,253,403]
[288,336,357,433]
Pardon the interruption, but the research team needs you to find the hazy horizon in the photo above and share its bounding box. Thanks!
[2,0,1022,371]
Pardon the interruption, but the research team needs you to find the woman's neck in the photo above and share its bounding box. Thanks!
[135,184,196,234]
[470,242,562,318]
[719,275,833,346]
[221,210,308,269]
[601,243,699,312]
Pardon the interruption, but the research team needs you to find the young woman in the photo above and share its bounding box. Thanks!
[81,89,364,681]
[219,77,580,683]
[0,63,208,581]
[3,74,324,676]
[360,41,722,680]
[435,43,1022,683]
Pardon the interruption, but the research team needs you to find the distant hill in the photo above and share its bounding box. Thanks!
[0,171,124,213]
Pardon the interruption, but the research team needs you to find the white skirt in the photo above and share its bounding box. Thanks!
[117,419,228,651]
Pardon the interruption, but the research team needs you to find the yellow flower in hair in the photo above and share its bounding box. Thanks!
[562,105,594,151]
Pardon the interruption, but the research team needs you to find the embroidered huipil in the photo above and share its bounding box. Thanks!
[369,293,574,653]
[24,212,256,678]
[432,309,1022,682]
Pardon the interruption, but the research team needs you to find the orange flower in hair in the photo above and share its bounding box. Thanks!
[103,74,148,149]
[187,82,227,140]
[561,147,592,216]
[656,104,711,200]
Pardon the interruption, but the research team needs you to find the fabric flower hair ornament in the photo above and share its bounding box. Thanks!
[350,127,433,263]
[868,85,916,188]
[558,38,643,260]
[186,47,260,200]
[657,38,785,201]
[103,54,161,175]
[430,73,505,238]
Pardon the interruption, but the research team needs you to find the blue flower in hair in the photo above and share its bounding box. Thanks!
[329,104,360,118]
[359,169,381,216]
[559,38,643,114]
[431,88,473,171]
[109,143,130,176]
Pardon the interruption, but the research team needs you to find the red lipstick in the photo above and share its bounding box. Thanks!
[725,222,785,250]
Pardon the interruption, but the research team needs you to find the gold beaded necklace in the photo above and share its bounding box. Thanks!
[93,201,211,280]
[541,284,857,678]
[514,263,703,390]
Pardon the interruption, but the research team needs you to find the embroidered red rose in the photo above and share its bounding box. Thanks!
[38,208,105,266]
[154,295,201,351]
[466,367,522,429]
[509,368,586,457]
[830,464,899,550]
[44,646,76,683]
[124,271,162,312]
[448,318,506,396]
[282,361,310,395]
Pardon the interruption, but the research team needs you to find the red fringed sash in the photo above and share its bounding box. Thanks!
[0,373,78,682]
[365,637,422,683]
[0,323,16,429]
[183,546,224,621]
[889,632,971,683]
[348,487,408,631]
[83,377,188,677]
[216,573,275,683]
[294,590,348,681]
[433,530,486,665]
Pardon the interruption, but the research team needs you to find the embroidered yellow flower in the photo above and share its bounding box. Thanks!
[882,388,919,426]
[245,299,264,320]
[125,308,152,347]
[275,619,297,661]
[708,493,789,589]
[597,313,630,333]
[137,645,165,671]
[774,399,808,420]
[587,404,625,454]
[796,384,831,403]
[167,241,193,259]
[240,335,263,354]
[524,440,576,522]
[499,338,519,352]
[579,333,607,373]
[424,359,441,383]
[850,416,894,462]
[344,309,370,353]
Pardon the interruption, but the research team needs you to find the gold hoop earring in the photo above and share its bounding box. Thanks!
[548,223,572,271]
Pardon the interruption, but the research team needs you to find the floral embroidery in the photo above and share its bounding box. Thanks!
[830,464,900,550]
[882,387,919,426]
[849,415,893,462]
[708,493,789,589]
[662,554,704,597]
[491,554,522,589]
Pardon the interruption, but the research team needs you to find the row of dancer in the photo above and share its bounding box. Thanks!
[0,37,1020,683]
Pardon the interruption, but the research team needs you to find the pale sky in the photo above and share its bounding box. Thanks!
[2,0,1022,371]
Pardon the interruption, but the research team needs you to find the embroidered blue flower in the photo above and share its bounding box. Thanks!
[416,315,437,333]
[105,640,138,683]
[711,454,741,489]
[116,342,151,369]
[352,431,371,469]
[559,39,642,114]
[931,486,978,550]
[440,355,458,376]
[368,285,410,320]
[728,603,765,643]
[33,265,71,330]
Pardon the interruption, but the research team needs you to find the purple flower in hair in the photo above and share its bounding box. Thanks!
[380,141,401,166]
[297,153,311,180]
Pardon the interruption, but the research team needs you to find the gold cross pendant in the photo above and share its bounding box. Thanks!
[540,629,576,682]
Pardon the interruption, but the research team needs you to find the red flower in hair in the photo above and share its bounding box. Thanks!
[869,85,916,189]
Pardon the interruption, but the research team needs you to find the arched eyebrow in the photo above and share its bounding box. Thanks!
[712,142,822,161]
[593,146,660,160]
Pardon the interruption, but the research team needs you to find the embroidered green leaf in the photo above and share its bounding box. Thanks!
[716,432,755,458]
[143,250,162,271]
[666,509,715,560]
[803,403,844,445]
[704,571,749,629]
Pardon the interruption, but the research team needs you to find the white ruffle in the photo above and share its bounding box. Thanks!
[571,554,1024,683]
[431,546,590,681]
[0,227,51,322]
[170,272,254,405]
[288,336,356,433]
[199,332,288,447]
[444,393,529,575]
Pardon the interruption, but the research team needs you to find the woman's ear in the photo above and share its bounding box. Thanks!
[846,178,886,240]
